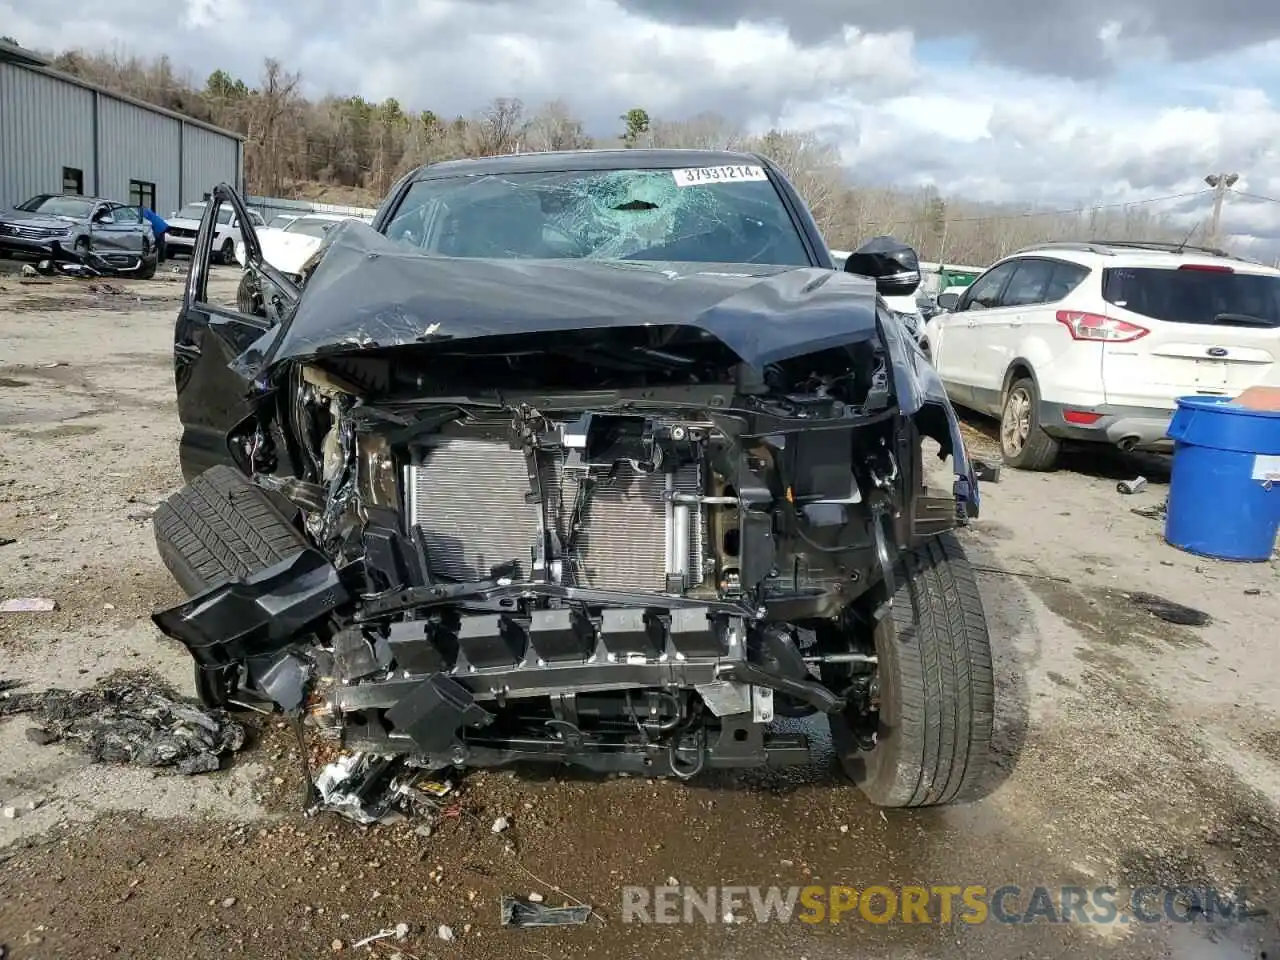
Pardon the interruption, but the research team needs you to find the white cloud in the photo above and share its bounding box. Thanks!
[4,0,1280,253]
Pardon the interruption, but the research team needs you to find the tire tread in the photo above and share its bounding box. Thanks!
[153,464,307,596]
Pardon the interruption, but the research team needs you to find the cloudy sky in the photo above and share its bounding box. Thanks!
[5,0,1280,251]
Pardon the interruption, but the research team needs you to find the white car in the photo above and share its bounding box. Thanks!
[920,240,1280,470]
[165,201,267,264]
[234,213,366,281]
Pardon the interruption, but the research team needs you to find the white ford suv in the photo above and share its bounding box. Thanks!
[165,201,267,264]
[920,240,1280,470]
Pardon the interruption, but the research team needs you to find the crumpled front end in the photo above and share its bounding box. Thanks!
[154,255,979,779]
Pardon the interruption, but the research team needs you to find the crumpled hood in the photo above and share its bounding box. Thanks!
[253,219,883,372]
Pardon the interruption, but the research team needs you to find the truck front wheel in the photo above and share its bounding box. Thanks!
[829,532,995,807]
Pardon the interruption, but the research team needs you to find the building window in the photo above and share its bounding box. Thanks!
[129,179,157,211]
[62,167,84,195]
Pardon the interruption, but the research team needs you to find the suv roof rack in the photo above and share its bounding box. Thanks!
[1011,239,1236,258]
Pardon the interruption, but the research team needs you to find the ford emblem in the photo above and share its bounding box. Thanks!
[1207,347,1228,357]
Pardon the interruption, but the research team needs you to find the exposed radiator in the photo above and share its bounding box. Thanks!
[567,463,702,591]
[405,432,704,592]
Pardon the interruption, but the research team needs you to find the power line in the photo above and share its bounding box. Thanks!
[1229,189,1280,206]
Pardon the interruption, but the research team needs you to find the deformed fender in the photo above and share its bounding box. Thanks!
[877,309,980,520]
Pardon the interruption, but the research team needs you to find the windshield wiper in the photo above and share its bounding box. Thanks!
[1214,312,1276,328]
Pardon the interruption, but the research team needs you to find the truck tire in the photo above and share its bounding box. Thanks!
[830,532,994,808]
[153,466,310,708]
[153,464,307,597]
[1000,376,1060,470]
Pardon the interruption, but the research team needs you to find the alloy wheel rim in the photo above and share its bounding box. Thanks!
[1002,388,1032,455]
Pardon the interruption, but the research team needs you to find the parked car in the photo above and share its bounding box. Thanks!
[151,150,992,810]
[165,200,266,264]
[920,240,1280,470]
[0,194,157,278]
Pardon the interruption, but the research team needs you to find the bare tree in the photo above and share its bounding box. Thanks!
[524,99,593,152]
[245,58,303,197]
[474,97,526,156]
[647,112,744,150]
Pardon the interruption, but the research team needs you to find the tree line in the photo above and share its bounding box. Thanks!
[44,47,1208,266]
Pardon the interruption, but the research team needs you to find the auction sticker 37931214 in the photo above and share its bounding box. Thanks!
[671,165,768,186]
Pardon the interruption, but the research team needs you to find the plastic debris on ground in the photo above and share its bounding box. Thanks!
[0,598,57,613]
[1127,591,1212,627]
[972,458,1001,483]
[0,669,246,774]
[1131,498,1168,520]
[307,751,454,826]
[1117,476,1148,495]
[500,895,592,928]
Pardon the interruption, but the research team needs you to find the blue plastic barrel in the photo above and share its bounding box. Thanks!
[1164,395,1280,562]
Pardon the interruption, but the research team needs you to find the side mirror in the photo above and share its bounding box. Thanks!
[937,292,960,311]
[843,235,922,297]
[92,211,111,224]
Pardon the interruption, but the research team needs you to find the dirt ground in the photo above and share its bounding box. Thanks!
[1,263,1278,960]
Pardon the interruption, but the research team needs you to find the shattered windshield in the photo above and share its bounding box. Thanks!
[383,166,813,266]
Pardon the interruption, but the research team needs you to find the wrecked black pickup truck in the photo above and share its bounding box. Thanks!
[152,149,993,808]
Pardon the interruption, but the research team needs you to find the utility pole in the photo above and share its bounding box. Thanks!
[1204,172,1239,247]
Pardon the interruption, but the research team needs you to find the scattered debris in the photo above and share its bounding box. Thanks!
[491,815,510,834]
[527,891,545,902]
[308,752,454,825]
[1117,476,1148,495]
[126,506,157,521]
[1244,587,1263,596]
[437,924,456,942]
[0,670,246,774]
[0,537,14,548]
[0,598,57,613]
[351,924,409,949]
[500,896,593,928]
[1131,499,1168,520]
[1128,591,1212,627]
[972,458,1001,483]
[2,807,17,820]
[19,264,37,278]
[221,897,237,908]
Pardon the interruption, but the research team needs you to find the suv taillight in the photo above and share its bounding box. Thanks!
[1056,310,1149,342]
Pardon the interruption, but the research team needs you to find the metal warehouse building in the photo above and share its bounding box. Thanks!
[0,40,244,217]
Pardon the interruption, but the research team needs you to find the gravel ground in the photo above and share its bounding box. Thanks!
[1,264,1278,960]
